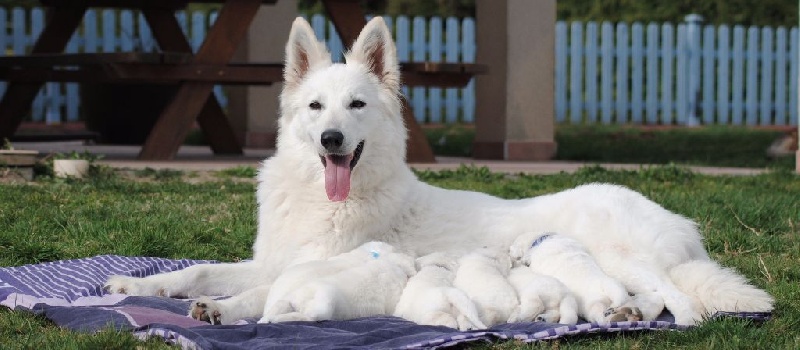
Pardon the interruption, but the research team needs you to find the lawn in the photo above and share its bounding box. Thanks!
[0,164,798,349]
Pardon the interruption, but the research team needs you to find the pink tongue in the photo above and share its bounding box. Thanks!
[324,154,354,201]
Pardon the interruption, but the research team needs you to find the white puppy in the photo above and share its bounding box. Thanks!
[507,266,579,325]
[453,247,518,327]
[394,252,486,330]
[510,232,654,324]
[258,242,415,323]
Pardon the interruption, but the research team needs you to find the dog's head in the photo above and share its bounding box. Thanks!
[277,17,406,202]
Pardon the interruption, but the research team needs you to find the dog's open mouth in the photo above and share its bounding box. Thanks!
[320,141,365,202]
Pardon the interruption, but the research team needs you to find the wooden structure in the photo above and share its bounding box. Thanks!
[0,0,485,162]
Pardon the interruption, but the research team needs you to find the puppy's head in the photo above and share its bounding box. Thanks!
[509,232,545,267]
[463,247,512,275]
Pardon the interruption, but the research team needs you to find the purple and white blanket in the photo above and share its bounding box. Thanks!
[0,255,771,349]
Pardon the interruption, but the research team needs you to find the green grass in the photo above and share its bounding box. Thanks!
[425,125,796,170]
[1,166,799,349]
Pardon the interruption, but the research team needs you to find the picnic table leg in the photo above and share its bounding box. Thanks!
[322,0,436,163]
[400,97,436,162]
[0,6,86,139]
[139,7,252,159]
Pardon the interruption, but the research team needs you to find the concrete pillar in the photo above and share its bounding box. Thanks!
[473,0,557,160]
[227,0,296,149]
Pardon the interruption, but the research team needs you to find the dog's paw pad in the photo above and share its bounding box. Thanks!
[104,275,135,294]
[605,306,643,322]
[190,297,222,324]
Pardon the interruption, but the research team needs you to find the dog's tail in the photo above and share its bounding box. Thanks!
[445,288,487,330]
[669,260,773,316]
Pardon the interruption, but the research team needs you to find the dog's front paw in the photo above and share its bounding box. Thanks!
[104,275,168,296]
[190,296,224,325]
[604,306,643,322]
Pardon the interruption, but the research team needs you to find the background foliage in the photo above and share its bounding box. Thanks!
[0,1,795,27]
[298,0,798,27]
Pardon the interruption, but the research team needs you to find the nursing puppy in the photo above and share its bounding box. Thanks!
[510,232,653,324]
[394,252,486,330]
[259,242,415,323]
[453,247,518,327]
[507,266,579,325]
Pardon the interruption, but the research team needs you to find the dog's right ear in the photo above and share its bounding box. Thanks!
[284,17,331,89]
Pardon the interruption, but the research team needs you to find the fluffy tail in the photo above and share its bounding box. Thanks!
[444,288,487,330]
[669,260,774,315]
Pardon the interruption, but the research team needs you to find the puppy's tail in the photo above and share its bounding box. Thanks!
[445,288,487,330]
[669,260,773,316]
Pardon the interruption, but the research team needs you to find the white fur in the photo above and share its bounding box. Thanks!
[394,252,486,330]
[104,16,774,326]
[259,242,414,323]
[452,248,519,327]
[510,232,644,324]
[507,266,579,325]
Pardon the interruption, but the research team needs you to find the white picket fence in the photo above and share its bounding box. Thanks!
[1,7,798,127]
[557,17,799,126]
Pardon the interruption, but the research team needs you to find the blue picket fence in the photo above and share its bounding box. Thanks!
[0,7,797,127]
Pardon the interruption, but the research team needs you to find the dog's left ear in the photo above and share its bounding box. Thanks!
[347,17,400,92]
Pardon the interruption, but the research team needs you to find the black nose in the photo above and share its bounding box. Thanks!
[320,130,344,151]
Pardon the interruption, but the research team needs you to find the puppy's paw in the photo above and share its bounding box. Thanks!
[104,275,168,296]
[534,310,560,323]
[190,296,223,325]
[604,306,643,322]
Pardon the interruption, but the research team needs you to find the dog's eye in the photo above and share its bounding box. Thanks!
[349,100,366,109]
[309,101,322,110]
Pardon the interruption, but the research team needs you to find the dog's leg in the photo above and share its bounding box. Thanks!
[508,295,545,323]
[557,295,579,325]
[583,298,613,324]
[191,284,271,324]
[534,310,561,323]
[259,299,299,323]
[106,261,272,297]
[631,291,666,321]
[421,311,459,330]
[270,312,313,323]
[606,264,702,324]
[301,283,337,321]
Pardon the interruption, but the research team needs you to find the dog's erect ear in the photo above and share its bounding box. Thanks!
[284,17,332,88]
[347,17,400,92]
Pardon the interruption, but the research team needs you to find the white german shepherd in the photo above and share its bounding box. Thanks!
[106,17,773,326]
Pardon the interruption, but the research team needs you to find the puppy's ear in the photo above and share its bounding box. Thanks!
[284,17,332,89]
[347,17,400,92]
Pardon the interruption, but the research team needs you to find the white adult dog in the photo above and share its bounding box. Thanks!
[507,266,579,325]
[105,16,773,326]
[259,242,415,324]
[394,252,486,330]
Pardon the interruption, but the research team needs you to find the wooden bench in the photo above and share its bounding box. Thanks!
[0,53,483,87]
[0,52,484,162]
[0,0,486,162]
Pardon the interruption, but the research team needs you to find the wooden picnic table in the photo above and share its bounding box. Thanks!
[0,0,485,162]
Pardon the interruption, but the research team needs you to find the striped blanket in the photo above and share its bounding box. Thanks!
[0,255,771,349]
